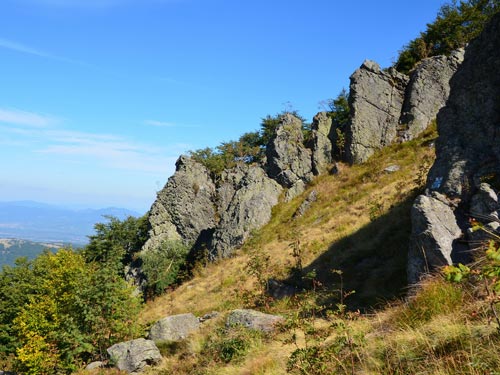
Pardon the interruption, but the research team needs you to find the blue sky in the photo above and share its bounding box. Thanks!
[0,0,443,213]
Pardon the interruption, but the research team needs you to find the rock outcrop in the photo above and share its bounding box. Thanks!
[266,113,314,200]
[226,309,284,333]
[143,155,216,252]
[209,164,282,259]
[399,49,464,141]
[142,41,467,267]
[346,60,409,164]
[408,12,500,284]
[408,194,463,283]
[346,51,463,164]
[107,338,162,374]
[310,111,335,175]
[148,313,200,343]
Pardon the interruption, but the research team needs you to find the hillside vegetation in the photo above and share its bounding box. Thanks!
[118,125,499,375]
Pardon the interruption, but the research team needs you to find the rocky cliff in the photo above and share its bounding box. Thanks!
[142,45,465,264]
[346,50,463,163]
[408,12,500,284]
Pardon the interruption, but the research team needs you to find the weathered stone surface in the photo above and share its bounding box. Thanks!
[226,309,284,332]
[470,183,499,220]
[266,113,313,200]
[408,194,463,284]
[384,164,401,173]
[399,49,464,141]
[143,155,216,251]
[85,361,105,370]
[346,60,409,163]
[426,13,500,198]
[209,164,282,258]
[148,313,200,343]
[310,112,335,175]
[293,190,318,218]
[409,13,500,283]
[107,338,162,374]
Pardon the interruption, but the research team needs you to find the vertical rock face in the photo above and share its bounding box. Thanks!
[310,111,335,175]
[346,60,409,164]
[266,113,313,200]
[209,164,282,259]
[142,155,216,252]
[346,51,463,164]
[400,49,464,141]
[408,12,500,284]
[408,194,463,284]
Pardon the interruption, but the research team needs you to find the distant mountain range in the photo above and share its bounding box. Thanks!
[0,201,140,245]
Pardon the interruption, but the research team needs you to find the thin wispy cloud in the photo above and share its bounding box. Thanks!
[0,108,59,127]
[0,37,92,66]
[144,119,199,128]
[1,108,191,174]
[22,0,180,8]
[145,120,177,128]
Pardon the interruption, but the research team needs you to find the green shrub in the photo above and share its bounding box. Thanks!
[140,240,189,297]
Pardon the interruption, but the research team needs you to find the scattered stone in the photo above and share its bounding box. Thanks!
[85,361,105,371]
[384,165,400,173]
[148,313,200,343]
[199,311,220,323]
[226,309,284,333]
[107,338,162,374]
[293,190,318,218]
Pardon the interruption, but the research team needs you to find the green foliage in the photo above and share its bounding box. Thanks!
[325,89,350,158]
[444,229,500,331]
[0,249,141,374]
[190,110,310,177]
[396,278,464,328]
[202,327,263,364]
[83,215,148,275]
[395,0,499,73]
[140,240,190,297]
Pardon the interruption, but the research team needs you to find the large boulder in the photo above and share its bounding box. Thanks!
[148,313,200,343]
[266,113,314,200]
[408,194,463,284]
[310,111,335,175]
[399,49,464,141]
[345,60,409,164]
[226,309,284,333]
[409,12,500,283]
[209,164,282,259]
[107,338,162,374]
[143,155,216,251]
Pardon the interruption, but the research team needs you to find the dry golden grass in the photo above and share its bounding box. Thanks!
[122,129,455,374]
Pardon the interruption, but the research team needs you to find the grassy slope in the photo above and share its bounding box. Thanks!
[86,125,500,374]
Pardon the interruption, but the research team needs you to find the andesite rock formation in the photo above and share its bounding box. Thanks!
[346,49,464,163]
[142,42,465,265]
[408,12,500,284]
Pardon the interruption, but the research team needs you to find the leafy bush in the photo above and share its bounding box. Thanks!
[395,0,499,74]
[190,110,310,177]
[0,249,141,374]
[202,327,263,364]
[140,240,190,297]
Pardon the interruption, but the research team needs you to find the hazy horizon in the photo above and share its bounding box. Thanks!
[0,0,444,212]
